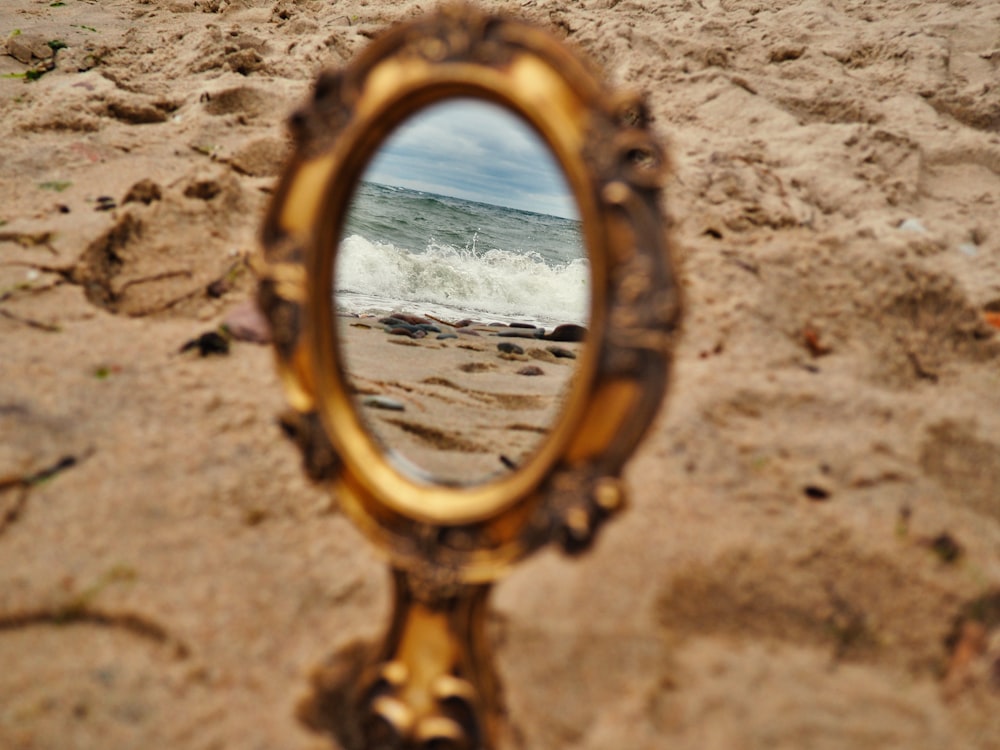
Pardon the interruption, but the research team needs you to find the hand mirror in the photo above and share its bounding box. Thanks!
[257,5,680,748]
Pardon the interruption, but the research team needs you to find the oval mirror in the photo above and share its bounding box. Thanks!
[260,1,677,553]
[334,99,588,486]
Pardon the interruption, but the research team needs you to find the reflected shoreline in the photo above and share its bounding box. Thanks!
[337,180,588,330]
[338,310,584,485]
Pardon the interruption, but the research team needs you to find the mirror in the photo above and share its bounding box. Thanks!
[335,99,588,485]
[258,7,679,747]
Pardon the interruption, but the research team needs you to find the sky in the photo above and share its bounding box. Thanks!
[361,99,579,220]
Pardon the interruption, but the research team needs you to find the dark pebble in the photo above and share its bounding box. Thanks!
[362,395,405,411]
[497,328,543,339]
[544,324,587,342]
[437,333,458,340]
[803,485,830,501]
[498,342,524,355]
[517,365,544,376]
[206,278,230,298]
[391,312,433,326]
[180,331,230,357]
[383,320,437,336]
[386,326,416,337]
[546,346,576,359]
[508,321,537,329]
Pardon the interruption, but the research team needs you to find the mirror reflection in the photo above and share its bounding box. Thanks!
[335,99,588,485]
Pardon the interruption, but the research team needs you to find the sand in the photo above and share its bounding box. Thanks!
[1,1,1000,748]
[338,315,582,484]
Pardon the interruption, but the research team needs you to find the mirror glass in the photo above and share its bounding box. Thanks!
[335,99,588,485]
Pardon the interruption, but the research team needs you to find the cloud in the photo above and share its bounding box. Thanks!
[362,99,579,219]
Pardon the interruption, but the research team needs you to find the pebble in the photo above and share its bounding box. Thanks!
[497,328,544,339]
[362,395,406,411]
[223,300,271,344]
[437,333,458,340]
[544,324,587,342]
[517,365,544,376]
[180,331,229,357]
[386,326,426,339]
[387,312,433,326]
[546,346,576,359]
[898,218,927,234]
[498,342,524,355]
[383,319,438,335]
[527,348,557,363]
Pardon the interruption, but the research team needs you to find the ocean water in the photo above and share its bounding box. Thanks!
[336,181,588,327]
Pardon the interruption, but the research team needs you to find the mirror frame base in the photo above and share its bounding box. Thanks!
[363,570,499,750]
[298,570,500,750]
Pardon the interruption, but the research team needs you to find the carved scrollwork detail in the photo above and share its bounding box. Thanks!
[256,274,301,361]
[256,233,342,480]
[277,409,340,482]
[578,87,680,382]
[351,571,496,750]
[595,128,679,379]
[394,4,516,68]
[289,70,356,159]
[363,662,482,750]
[528,466,629,555]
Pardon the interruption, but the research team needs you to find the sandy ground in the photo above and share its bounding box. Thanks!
[2,1,1000,748]
[339,314,582,483]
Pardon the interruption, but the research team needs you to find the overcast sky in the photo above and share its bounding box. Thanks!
[362,99,579,220]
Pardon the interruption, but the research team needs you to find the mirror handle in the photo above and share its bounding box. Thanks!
[359,569,499,750]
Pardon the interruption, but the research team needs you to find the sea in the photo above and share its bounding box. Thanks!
[336,181,588,328]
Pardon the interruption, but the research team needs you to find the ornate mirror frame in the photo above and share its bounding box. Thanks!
[257,5,680,748]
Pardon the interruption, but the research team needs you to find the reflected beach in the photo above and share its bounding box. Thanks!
[334,99,588,484]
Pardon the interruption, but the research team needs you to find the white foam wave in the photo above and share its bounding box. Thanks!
[336,234,589,326]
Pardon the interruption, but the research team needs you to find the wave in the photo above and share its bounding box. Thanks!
[336,234,589,326]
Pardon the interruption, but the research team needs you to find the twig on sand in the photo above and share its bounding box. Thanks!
[0,307,61,332]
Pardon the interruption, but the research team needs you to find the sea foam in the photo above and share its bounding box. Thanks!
[336,234,589,326]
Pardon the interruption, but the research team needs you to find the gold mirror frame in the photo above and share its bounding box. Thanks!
[257,5,680,748]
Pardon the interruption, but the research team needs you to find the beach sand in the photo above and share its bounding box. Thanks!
[338,314,582,483]
[1,1,1000,748]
